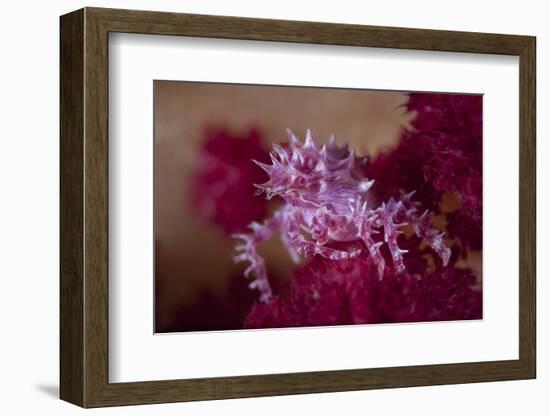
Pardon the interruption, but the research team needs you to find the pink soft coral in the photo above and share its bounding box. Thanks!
[368,93,482,252]
[242,93,483,327]
[245,249,481,329]
[233,130,450,302]
[189,128,270,235]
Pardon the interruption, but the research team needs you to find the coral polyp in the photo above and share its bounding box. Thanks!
[233,129,451,302]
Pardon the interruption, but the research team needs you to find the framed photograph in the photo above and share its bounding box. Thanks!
[60,7,536,408]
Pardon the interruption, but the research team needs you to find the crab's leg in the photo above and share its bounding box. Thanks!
[407,209,451,266]
[351,200,386,279]
[233,212,283,302]
[356,222,386,279]
[396,193,451,266]
[379,201,409,274]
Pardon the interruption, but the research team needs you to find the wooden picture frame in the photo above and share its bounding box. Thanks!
[60,7,536,408]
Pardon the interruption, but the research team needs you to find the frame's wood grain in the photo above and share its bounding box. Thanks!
[60,8,85,406]
[60,7,536,408]
[518,37,537,374]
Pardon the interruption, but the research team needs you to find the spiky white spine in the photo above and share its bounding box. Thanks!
[254,129,360,201]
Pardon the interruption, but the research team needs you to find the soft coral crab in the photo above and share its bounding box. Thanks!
[233,130,451,302]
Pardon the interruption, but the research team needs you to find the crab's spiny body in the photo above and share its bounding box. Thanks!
[234,130,451,302]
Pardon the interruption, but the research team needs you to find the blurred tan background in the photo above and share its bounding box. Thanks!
[154,81,413,332]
